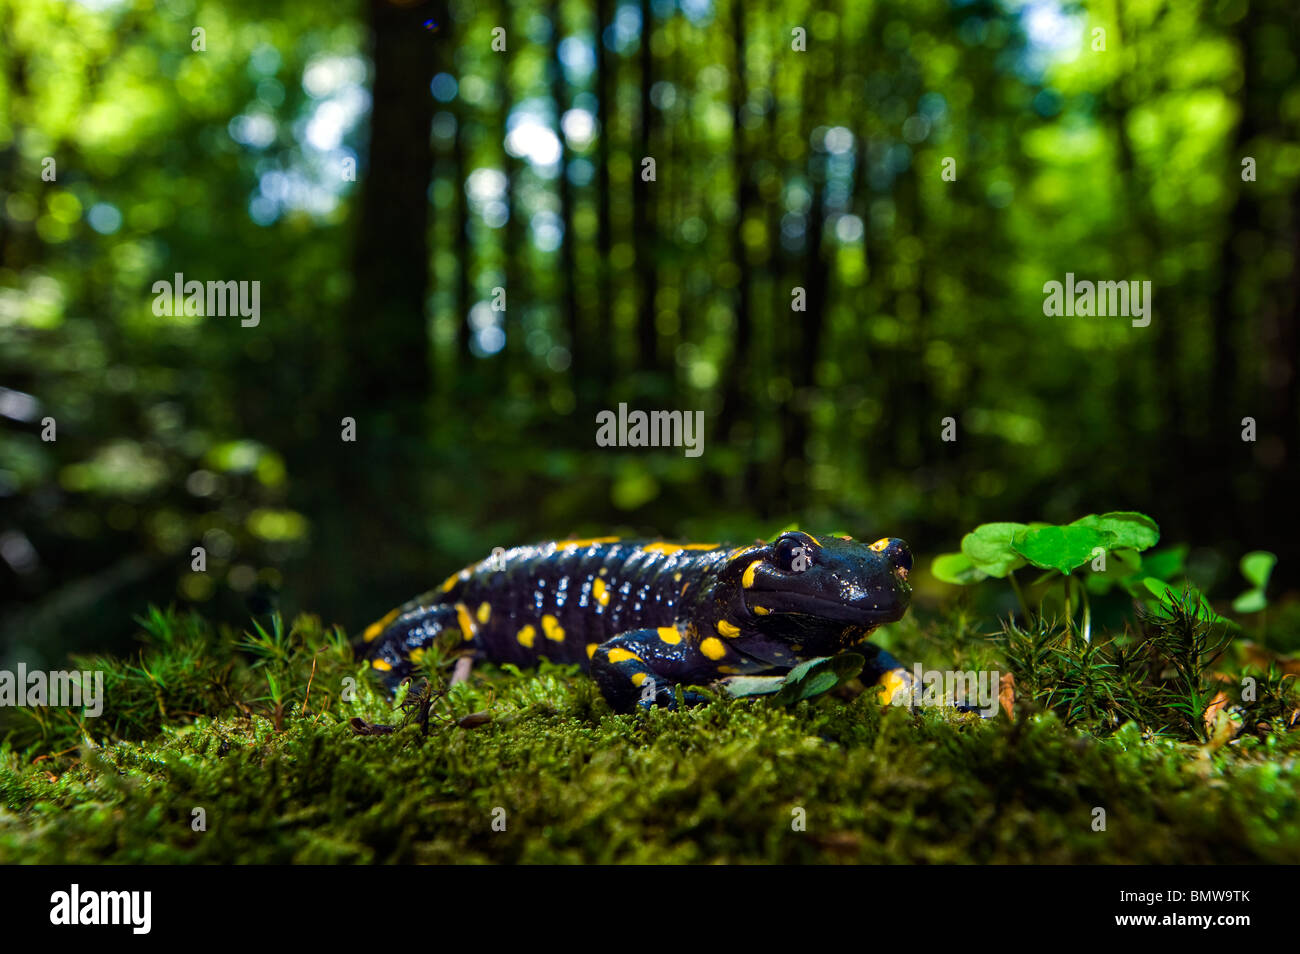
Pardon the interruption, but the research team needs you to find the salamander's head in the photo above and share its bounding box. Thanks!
[728,530,912,627]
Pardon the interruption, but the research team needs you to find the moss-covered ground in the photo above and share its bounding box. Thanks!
[1,607,1297,863]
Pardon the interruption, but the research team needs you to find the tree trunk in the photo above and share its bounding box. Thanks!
[550,0,581,389]
[313,0,445,623]
[593,0,616,390]
[633,0,659,372]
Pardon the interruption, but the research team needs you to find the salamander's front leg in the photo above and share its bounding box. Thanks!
[591,625,747,712]
[857,642,914,705]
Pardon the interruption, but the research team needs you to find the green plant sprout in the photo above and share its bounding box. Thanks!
[1232,551,1277,615]
[720,653,865,704]
[993,586,1241,743]
[933,512,1168,640]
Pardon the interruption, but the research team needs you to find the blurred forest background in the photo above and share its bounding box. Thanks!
[2,0,1298,664]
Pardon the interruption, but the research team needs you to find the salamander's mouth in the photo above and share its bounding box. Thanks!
[745,591,907,625]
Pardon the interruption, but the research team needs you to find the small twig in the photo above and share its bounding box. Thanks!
[302,649,322,716]
[349,717,395,736]
[32,746,80,765]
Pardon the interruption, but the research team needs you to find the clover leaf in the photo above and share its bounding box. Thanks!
[1232,550,1276,614]
[931,552,987,585]
[1011,525,1115,575]
[960,522,1028,578]
[1070,512,1160,551]
[1240,551,1277,590]
[1139,545,1187,582]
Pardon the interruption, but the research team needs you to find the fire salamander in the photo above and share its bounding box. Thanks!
[359,531,914,712]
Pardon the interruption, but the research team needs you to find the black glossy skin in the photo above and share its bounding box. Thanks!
[359,530,914,712]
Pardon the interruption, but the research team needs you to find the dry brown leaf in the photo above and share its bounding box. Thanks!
[1203,691,1230,732]
[999,672,1016,721]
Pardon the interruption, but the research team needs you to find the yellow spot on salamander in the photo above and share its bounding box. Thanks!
[476,602,492,624]
[656,627,681,645]
[362,608,400,643]
[877,668,909,704]
[541,614,565,642]
[557,537,620,549]
[869,538,890,552]
[717,620,741,638]
[640,541,720,555]
[717,665,739,674]
[409,648,427,664]
[607,648,641,664]
[700,637,726,660]
[440,568,470,592]
[741,559,762,589]
[631,672,648,687]
[586,643,599,659]
[754,606,770,615]
[592,577,610,606]
[673,572,682,582]
[455,603,476,641]
[371,658,393,672]
[517,625,536,649]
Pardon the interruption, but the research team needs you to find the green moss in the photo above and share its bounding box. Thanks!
[1,608,1297,863]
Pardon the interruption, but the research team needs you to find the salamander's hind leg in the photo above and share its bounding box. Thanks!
[591,625,753,712]
[359,603,465,689]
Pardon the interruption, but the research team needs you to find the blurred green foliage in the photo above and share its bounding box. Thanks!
[1,0,1297,661]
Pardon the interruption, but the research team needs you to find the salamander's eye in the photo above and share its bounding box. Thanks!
[773,533,815,572]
